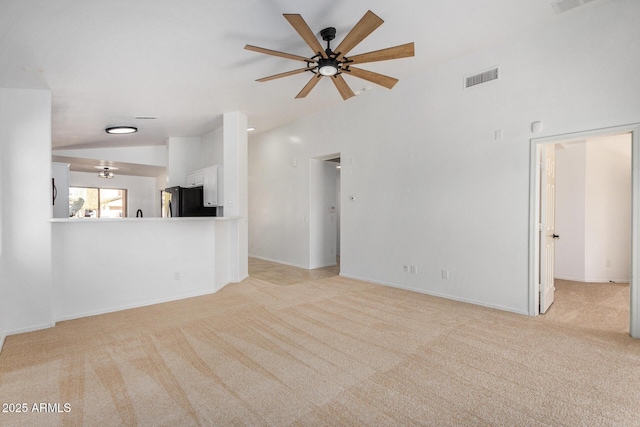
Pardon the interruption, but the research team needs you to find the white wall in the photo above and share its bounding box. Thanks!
[53,145,166,167]
[166,136,202,187]
[51,219,234,321]
[223,112,249,281]
[0,90,4,351]
[201,126,224,167]
[248,0,640,314]
[0,88,54,335]
[555,143,587,281]
[248,131,310,268]
[585,135,632,282]
[70,171,159,218]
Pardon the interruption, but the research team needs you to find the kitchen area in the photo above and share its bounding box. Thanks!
[48,112,248,324]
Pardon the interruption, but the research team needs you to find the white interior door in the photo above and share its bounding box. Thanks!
[540,144,557,313]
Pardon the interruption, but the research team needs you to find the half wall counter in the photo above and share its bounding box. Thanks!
[51,217,245,322]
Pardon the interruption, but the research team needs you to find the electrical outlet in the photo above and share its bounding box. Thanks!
[403,265,409,273]
[410,265,417,274]
[442,269,449,280]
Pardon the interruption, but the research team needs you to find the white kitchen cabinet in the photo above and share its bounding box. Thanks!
[203,165,223,207]
[186,170,204,187]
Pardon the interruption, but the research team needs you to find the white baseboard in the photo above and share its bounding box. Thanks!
[339,273,529,316]
[55,288,223,323]
[555,275,630,284]
[248,254,308,269]
[0,334,5,355]
[309,261,338,269]
[5,321,56,337]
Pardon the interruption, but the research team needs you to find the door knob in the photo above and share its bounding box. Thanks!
[552,234,560,239]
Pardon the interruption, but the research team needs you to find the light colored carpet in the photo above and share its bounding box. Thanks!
[1,262,639,426]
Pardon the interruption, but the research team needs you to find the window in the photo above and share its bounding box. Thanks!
[69,187,127,218]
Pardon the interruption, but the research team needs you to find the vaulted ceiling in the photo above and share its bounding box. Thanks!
[0,0,607,150]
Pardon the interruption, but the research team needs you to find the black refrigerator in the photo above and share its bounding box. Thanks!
[162,186,218,217]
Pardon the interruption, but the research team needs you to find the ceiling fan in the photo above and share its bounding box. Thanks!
[244,10,415,100]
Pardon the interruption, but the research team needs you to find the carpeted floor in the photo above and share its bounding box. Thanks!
[0,260,639,426]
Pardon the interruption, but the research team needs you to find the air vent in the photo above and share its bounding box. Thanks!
[551,0,594,14]
[464,67,499,89]
[134,116,157,120]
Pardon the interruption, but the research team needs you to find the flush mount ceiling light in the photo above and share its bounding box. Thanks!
[97,167,115,179]
[105,126,137,134]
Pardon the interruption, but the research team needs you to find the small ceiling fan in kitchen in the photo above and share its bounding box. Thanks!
[244,10,415,100]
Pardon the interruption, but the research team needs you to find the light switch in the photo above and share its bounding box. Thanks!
[531,121,543,133]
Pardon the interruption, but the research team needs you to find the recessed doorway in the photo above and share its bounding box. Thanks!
[309,153,341,272]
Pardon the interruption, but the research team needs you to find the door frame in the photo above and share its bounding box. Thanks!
[528,123,640,338]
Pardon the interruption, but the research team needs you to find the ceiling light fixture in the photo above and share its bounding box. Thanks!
[98,167,114,179]
[105,126,138,134]
[317,57,339,76]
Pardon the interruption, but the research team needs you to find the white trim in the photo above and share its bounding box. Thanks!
[529,140,542,316]
[555,276,631,284]
[529,123,640,338]
[6,322,56,337]
[339,273,528,316]
[54,288,222,323]
[0,334,5,355]
[309,261,338,269]
[248,254,308,270]
[631,125,640,338]
[235,274,250,282]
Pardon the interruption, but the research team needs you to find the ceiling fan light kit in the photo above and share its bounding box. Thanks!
[318,58,339,76]
[245,10,415,100]
[98,167,114,179]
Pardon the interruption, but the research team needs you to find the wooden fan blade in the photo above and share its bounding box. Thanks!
[334,10,384,61]
[331,74,356,100]
[244,45,315,63]
[296,74,322,99]
[344,67,399,89]
[257,67,315,82]
[347,42,415,65]
[283,14,328,58]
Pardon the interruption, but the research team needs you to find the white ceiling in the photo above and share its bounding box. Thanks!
[0,0,607,153]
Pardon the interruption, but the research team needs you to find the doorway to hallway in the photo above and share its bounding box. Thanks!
[309,153,341,272]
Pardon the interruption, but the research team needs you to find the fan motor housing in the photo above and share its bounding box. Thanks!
[320,27,336,42]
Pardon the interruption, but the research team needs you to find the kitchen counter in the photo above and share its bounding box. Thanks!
[51,216,240,222]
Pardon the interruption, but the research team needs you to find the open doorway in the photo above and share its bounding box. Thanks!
[309,154,341,272]
[529,124,640,338]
